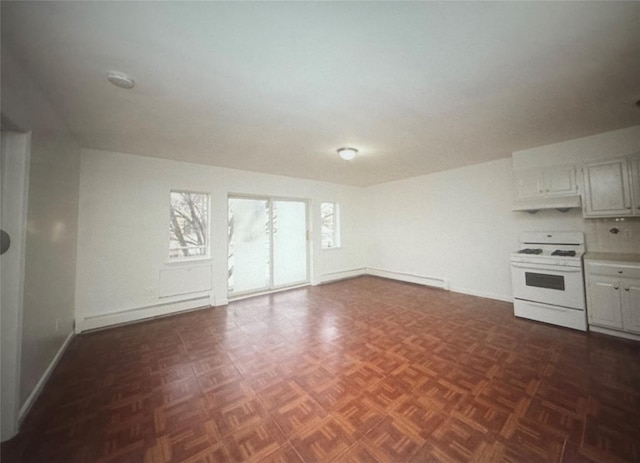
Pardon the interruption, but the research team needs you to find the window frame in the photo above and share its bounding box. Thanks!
[320,201,341,249]
[168,189,211,261]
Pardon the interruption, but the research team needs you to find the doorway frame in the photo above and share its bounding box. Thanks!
[1,130,30,441]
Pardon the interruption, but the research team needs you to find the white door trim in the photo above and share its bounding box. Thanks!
[1,130,30,442]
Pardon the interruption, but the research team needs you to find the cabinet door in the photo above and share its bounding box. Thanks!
[514,166,576,199]
[587,278,623,328]
[514,169,543,199]
[545,166,577,196]
[621,280,640,334]
[630,154,640,216]
[583,158,632,217]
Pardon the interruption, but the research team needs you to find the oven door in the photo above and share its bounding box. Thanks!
[510,261,585,310]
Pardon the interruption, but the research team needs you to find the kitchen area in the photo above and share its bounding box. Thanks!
[511,138,640,342]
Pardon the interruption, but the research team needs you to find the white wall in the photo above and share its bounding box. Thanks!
[76,126,639,330]
[75,149,367,331]
[365,126,640,302]
[1,46,81,411]
[365,158,582,301]
[513,125,640,169]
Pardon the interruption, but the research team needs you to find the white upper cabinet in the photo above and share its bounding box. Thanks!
[514,169,543,199]
[514,165,577,199]
[631,154,640,215]
[546,165,579,196]
[512,165,580,211]
[582,155,639,218]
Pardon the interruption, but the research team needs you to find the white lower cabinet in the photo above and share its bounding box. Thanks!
[587,277,623,329]
[622,282,640,334]
[585,255,640,339]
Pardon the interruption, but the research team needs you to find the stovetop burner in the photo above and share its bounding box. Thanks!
[517,248,543,255]
[551,250,577,257]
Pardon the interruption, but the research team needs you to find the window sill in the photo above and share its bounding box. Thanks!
[165,257,213,265]
[321,246,343,251]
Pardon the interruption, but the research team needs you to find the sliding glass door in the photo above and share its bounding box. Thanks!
[228,196,308,297]
[228,197,270,294]
[272,200,308,287]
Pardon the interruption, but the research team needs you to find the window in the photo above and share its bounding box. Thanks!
[169,191,209,259]
[320,202,340,248]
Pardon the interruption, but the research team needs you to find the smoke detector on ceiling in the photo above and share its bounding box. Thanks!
[106,71,135,89]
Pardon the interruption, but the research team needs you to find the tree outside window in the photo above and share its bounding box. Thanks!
[169,191,209,259]
[320,202,340,248]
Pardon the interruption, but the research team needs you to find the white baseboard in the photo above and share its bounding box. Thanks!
[363,268,512,303]
[76,296,211,333]
[449,286,512,303]
[318,268,367,284]
[589,325,640,342]
[366,267,450,290]
[18,330,74,423]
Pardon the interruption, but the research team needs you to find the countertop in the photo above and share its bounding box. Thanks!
[584,252,640,264]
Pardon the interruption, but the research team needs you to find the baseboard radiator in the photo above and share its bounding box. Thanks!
[318,267,450,291]
[77,296,211,333]
[366,267,450,290]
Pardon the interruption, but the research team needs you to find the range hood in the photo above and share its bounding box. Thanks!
[512,194,582,212]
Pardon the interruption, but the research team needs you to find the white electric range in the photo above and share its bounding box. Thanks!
[510,231,587,331]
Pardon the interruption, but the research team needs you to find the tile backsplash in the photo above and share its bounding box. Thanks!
[584,218,640,254]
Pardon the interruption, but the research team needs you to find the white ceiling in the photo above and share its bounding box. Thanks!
[2,1,639,186]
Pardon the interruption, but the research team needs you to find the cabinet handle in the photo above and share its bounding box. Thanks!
[627,206,632,210]
[618,270,623,274]
[624,287,630,291]
[614,285,619,290]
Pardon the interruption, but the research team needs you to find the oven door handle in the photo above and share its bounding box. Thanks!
[510,263,582,273]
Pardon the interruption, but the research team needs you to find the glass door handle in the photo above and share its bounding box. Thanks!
[0,229,10,255]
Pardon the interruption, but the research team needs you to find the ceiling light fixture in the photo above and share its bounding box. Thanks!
[107,71,135,89]
[337,147,358,161]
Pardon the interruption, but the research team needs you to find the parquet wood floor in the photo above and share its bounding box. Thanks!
[3,276,639,463]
